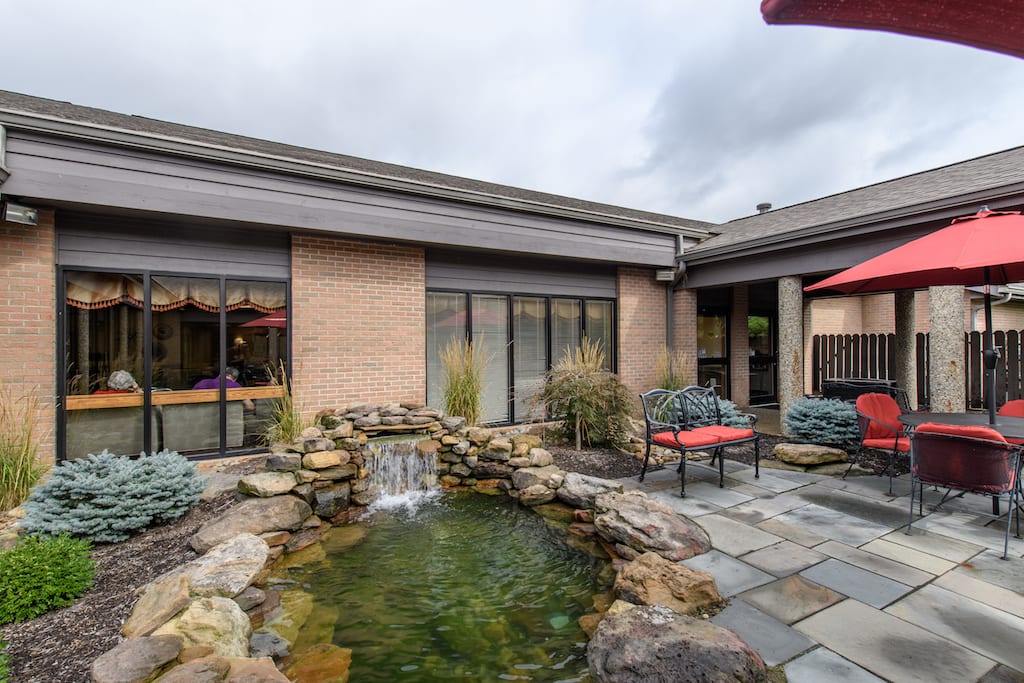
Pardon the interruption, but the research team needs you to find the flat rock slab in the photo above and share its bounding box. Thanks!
[123,574,191,638]
[681,550,775,598]
[739,575,844,625]
[774,443,847,465]
[183,533,270,598]
[772,503,892,547]
[800,559,912,609]
[556,472,623,509]
[795,599,995,683]
[153,596,253,659]
[784,647,886,683]
[711,600,815,667]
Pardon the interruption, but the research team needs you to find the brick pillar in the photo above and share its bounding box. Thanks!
[0,210,57,465]
[617,268,668,396]
[928,285,966,412]
[778,276,804,432]
[291,235,425,414]
[730,286,750,406]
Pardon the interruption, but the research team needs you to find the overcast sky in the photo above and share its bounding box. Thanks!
[6,1,1024,224]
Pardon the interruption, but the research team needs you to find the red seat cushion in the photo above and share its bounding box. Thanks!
[998,399,1024,418]
[915,422,1006,442]
[700,426,755,442]
[862,436,911,452]
[652,430,720,449]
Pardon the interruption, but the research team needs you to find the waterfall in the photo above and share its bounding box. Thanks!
[366,437,440,511]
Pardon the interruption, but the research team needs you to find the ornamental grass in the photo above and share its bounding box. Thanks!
[440,336,490,426]
[0,383,48,514]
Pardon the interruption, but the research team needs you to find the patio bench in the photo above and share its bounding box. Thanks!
[639,386,760,497]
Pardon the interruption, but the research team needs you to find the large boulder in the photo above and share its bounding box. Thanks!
[153,597,252,658]
[151,655,231,683]
[593,492,710,562]
[517,484,558,506]
[237,471,297,497]
[90,634,183,683]
[588,605,766,683]
[511,465,564,490]
[123,574,192,637]
[191,496,312,553]
[557,473,623,509]
[181,533,270,598]
[614,552,722,616]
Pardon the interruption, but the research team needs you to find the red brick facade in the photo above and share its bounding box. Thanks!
[0,211,57,464]
[291,235,426,413]
[616,267,667,396]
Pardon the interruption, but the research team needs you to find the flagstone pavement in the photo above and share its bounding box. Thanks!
[616,459,1024,683]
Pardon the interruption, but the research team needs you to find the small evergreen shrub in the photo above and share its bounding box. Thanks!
[0,534,95,625]
[784,397,860,446]
[19,450,205,543]
[535,337,633,449]
[0,638,9,683]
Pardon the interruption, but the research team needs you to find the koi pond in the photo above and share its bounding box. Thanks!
[275,492,609,681]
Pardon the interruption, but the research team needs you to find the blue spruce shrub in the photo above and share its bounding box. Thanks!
[19,450,205,543]
[783,398,860,446]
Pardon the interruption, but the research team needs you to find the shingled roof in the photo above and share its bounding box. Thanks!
[690,145,1024,255]
[0,89,714,236]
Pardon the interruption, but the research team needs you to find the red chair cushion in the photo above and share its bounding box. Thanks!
[998,399,1024,418]
[700,426,755,442]
[652,430,720,449]
[914,422,1007,442]
[862,436,911,452]
[856,393,903,439]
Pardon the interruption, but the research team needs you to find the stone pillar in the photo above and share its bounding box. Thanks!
[928,285,966,412]
[778,276,804,433]
[672,288,699,386]
[894,290,918,408]
[730,286,750,407]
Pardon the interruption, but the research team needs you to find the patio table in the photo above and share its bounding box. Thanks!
[899,412,1024,515]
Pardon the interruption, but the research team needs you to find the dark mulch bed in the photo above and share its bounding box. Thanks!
[1,435,900,682]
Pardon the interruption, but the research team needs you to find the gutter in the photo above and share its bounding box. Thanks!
[972,290,1014,331]
[0,108,713,240]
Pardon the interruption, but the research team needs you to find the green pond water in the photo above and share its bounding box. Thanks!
[281,492,607,681]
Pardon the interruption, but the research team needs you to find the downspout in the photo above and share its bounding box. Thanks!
[666,235,687,348]
[972,291,1013,331]
[0,125,10,187]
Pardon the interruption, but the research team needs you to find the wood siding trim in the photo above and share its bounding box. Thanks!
[6,132,678,267]
[426,251,616,298]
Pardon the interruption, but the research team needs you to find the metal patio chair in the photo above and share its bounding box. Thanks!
[850,392,910,495]
[907,422,1022,559]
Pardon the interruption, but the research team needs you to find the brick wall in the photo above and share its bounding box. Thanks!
[0,211,57,465]
[291,234,425,413]
[672,288,698,386]
[617,267,667,396]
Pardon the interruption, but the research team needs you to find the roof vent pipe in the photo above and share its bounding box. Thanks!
[756,202,772,214]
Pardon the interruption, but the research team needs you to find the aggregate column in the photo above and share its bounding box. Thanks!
[777,276,804,433]
[928,285,966,412]
[894,290,918,408]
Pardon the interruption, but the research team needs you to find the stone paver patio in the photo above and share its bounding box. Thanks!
[618,458,1024,682]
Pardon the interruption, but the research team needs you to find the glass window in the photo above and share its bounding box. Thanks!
[426,293,467,411]
[552,299,581,365]
[473,294,509,423]
[585,300,614,370]
[63,270,288,459]
[513,297,547,420]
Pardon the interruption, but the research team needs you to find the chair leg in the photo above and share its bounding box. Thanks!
[717,447,725,489]
[887,450,895,496]
[640,442,651,482]
[754,437,760,479]
[843,445,862,480]
[907,472,916,535]
[679,449,688,498]
[1002,486,1016,560]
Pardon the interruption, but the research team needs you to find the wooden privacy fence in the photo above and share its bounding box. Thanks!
[811,331,1024,409]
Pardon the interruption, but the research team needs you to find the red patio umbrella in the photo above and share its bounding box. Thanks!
[805,207,1024,422]
[240,311,287,329]
[761,0,1024,60]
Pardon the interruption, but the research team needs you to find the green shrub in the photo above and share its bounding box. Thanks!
[0,382,48,513]
[19,450,205,543]
[535,337,633,449]
[440,336,491,426]
[783,397,860,446]
[0,638,9,683]
[0,534,95,625]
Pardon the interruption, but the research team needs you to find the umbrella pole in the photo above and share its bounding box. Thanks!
[983,271,998,425]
